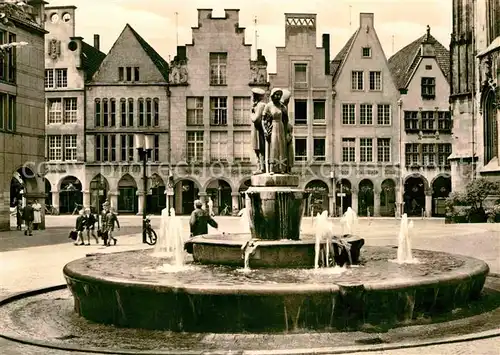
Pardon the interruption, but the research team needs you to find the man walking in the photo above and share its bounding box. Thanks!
[189,200,218,237]
[84,208,99,245]
[22,201,34,236]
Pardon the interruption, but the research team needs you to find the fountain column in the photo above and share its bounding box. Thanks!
[52,190,60,212]
[425,189,432,217]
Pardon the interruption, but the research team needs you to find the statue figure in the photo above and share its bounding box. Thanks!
[250,88,266,174]
[263,88,288,174]
[280,89,294,173]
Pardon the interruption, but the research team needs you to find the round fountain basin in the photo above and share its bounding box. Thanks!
[185,233,365,268]
[63,246,489,333]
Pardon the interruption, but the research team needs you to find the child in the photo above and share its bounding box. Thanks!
[75,210,87,246]
[85,208,99,245]
[104,207,120,246]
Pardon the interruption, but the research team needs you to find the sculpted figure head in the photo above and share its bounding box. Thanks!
[270,88,283,104]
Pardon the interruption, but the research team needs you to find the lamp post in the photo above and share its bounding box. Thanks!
[135,133,154,244]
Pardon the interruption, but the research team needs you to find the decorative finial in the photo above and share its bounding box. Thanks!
[426,25,430,39]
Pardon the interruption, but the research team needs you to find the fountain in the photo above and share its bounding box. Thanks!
[390,213,420,264]
[62,88,490,334]
[152,208,185,269]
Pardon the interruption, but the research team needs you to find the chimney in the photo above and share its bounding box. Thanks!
[359,13,374,30]
[177,46,186,60]
[322,34,330,75]
[94,34,100,51]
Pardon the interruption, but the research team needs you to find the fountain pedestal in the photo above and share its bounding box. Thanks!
[247,174,307,241]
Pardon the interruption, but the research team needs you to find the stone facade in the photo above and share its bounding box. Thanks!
[450,0,500,189]
[331,13,400,217]
[389,28,452,217]
[85,24,170,215]
[268,13,334,216]
[0,1,46,231]
[169,9,268,215]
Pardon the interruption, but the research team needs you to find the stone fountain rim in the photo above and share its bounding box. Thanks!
[1,276,500,355]
[189,233,363,246]
[62,247,490,295]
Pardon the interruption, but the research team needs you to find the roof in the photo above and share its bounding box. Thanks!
[80,41,106,81]
[388,32,450,89]
[127,24,169,81]
[330,29,359,85]
[0,2,46,34]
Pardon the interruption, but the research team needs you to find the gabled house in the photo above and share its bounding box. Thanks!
[389,26,452,217]
[331,13,400,217]
[43,5,105,215]
[85,24,169,215]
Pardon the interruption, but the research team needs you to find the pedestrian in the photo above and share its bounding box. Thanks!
[74,209,87,246]
[32,199,42,230]
[189,199,218,237]
[104,207,120,246]
[22,201,34,236]
[16,200,23,231]
[84,208,99,245]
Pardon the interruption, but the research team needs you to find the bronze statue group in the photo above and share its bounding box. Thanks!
[251,88,294,175]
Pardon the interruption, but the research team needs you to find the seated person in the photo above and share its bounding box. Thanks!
[189,199,218,237]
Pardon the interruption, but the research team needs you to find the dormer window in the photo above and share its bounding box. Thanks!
[362,47,371,58]
[118,67,140,82]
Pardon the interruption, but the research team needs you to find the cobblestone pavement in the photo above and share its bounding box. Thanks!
[0,216,499,354]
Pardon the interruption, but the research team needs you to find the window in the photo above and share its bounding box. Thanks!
[102,99,109,126]
[362,47,371,57]
[210,132,228,161]
[128,98,134,126]
[234,131,251,161]
[95,134,117,162]
[55,69,67,88]
[48,135,62,161]
[95,135,101,162]
[233,97,251,125]
[294,63,308,87]
[360,104,373,125]
[134,67,140,81]
[438,144,451,166]
[120,134,135,161]
[102,135,108,162]
[94,99,101,126]
[209,53,227,85]
[342,138,356,162]
[405,144,420,166]
[425,65,432,70]
[421,77,436,99]
[64,135,77,161]
[48,98,62,124]
[45,69,67,88]
[342,103,355,125]
[313,138,326,161]
[153,98,159,126]
[351,71,364,90]
[360,138,373,162]
[7,33,15,83]
[404,111,419,131]
[45,69,54,88]
[377,138,391,162]
[120,98,126,126]
[369,71,382,91]
[313,100,325,121]
[118,67,124,81]
[126,67,132,81]
[210,97,227,125]
[110,99,116,126]
[422,144,435,166]
[64,98,77,123]
[187,97,204,125]
[111,135,117,161]
[294,99,307,125]
[153,135,159,161]
[187,131,204,162]
[146,98,152,126]
[138,98,144,126]
[294,138,307,161]
[438,111,452,131]
[7,95,14,131]
[377,104,391,125]
[421,111,434,131]
[0,93,4,130]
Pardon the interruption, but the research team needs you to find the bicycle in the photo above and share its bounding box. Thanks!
[72,203,83,215]
[143,216,157,245]
[220,204,231,216]
[45,204,59,215]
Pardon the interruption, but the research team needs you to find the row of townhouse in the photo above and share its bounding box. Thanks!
[41,6,452,219]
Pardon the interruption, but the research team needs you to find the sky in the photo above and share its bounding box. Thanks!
[45,0,452,73]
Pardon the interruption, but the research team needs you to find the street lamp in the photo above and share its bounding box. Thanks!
[135,133,154,244]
